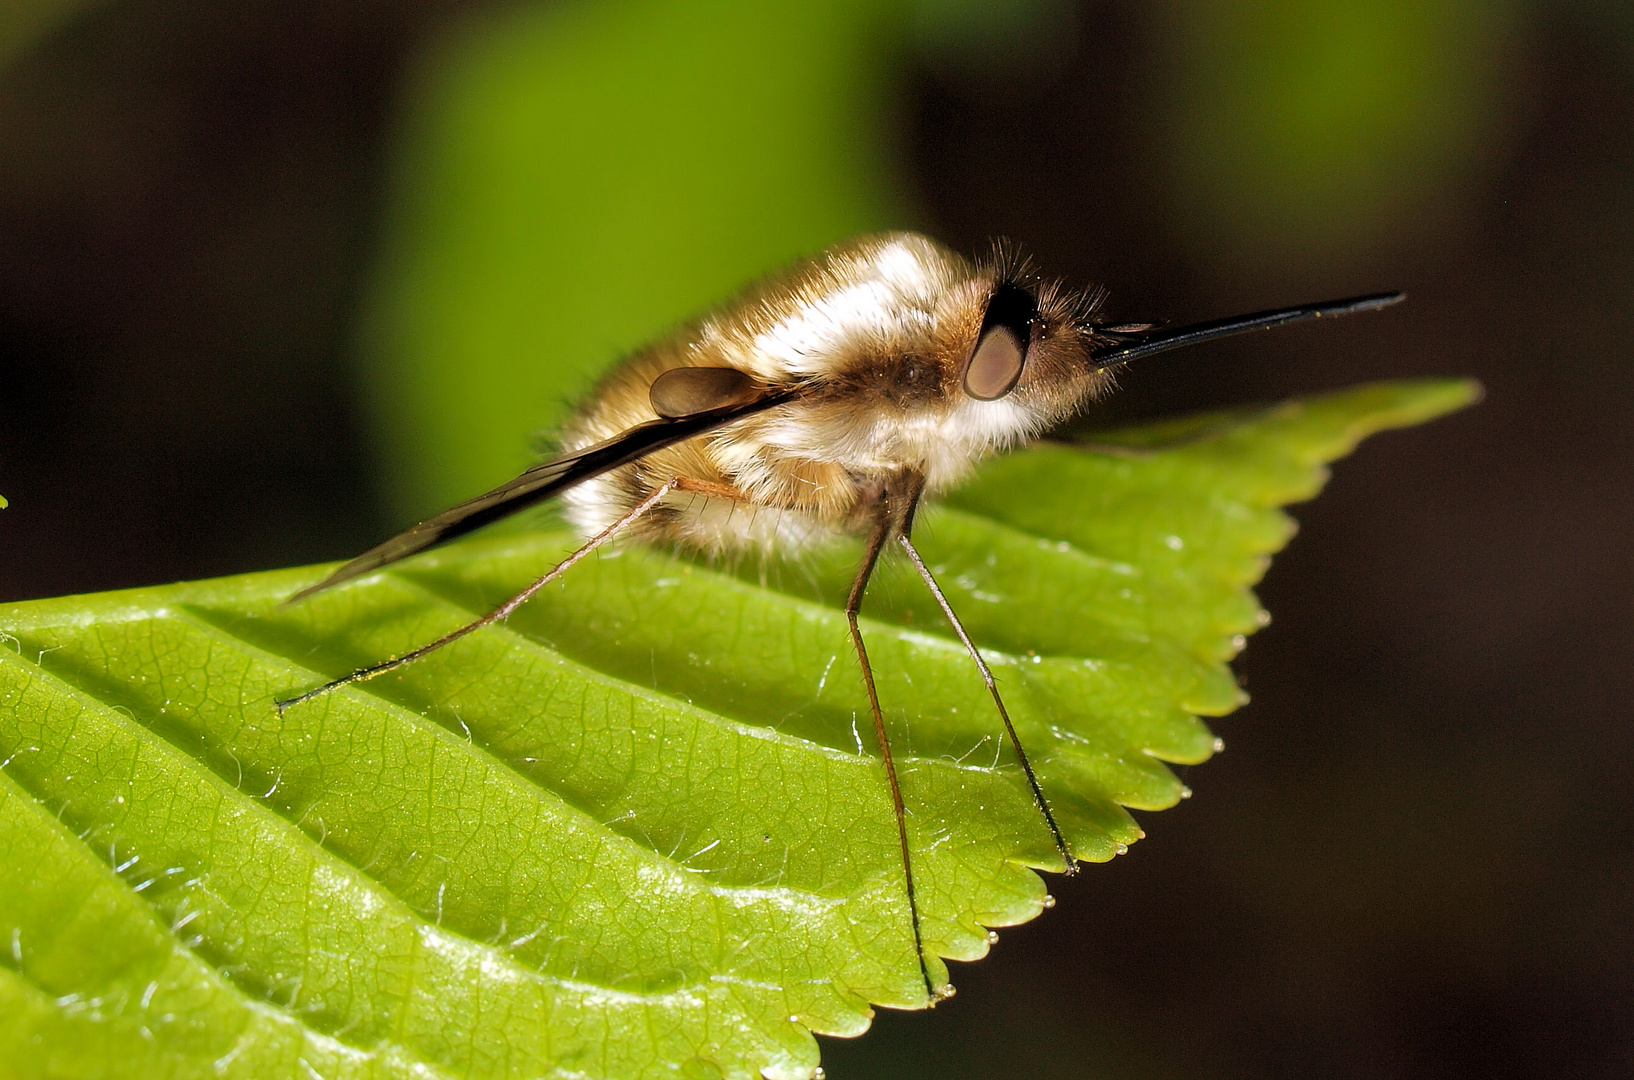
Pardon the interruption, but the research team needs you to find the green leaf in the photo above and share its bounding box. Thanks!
[0,378,1476,1080]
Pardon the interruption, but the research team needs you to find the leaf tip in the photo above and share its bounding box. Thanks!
[1352,376,1485,429]
[1406,376,1484,418]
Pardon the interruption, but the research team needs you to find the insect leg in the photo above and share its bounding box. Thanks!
[275,476,688,714]
[846,506,939,1005]
[896,533,1076,875]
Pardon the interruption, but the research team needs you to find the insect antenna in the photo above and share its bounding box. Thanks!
[895,533,1075,874]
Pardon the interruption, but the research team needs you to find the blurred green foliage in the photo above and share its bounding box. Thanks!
[361,0,910,520]
[0,0,97,68]
[1156,0,1520,263]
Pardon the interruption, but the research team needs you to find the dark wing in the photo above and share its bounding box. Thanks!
[285,387,798,604]
[1089,292,1404,368]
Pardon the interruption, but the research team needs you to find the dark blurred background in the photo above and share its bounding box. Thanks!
[1,1,1629,1076]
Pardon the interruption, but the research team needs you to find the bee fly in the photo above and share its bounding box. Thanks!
[278,232,1401,1003]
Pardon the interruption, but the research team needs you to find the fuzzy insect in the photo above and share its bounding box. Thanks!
[278,232,1400,1002]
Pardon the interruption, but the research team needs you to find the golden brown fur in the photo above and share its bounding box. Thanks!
[558,232,1113,552]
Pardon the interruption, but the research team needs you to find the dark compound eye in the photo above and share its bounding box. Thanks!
[963,282,1037,401]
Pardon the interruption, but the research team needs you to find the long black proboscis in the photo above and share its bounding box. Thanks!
[284,388,798,604]
[1089,291,1404,369]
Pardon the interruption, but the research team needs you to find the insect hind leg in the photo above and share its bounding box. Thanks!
[275,476,705,714]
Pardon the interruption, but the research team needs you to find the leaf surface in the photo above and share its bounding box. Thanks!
[0,379,1477,1080]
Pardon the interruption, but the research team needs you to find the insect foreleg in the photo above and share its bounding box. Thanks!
[896,533,1076,874]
